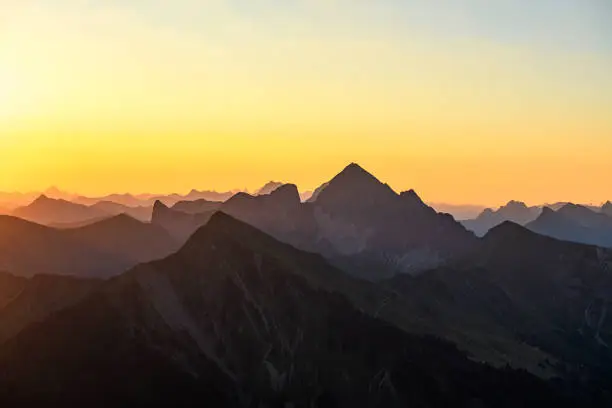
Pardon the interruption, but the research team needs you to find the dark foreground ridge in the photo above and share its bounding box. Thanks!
[0,213,581,407]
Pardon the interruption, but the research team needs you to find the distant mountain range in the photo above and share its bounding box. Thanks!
[461,201,542,236]
[527,204,612,248]
[463,201,612,238]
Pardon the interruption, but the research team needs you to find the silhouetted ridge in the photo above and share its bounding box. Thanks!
[312,163,397,209]
[399,189,429,209]
[540,206,555,216]
[332,163,387,187]
[31,194,51,204]
[484,221,539,243]
[268,183,300,204]
[255,181,284,196]
[153,200,169,211]
[181,212,265,252]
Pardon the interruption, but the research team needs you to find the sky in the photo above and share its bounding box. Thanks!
[0,0,611,206]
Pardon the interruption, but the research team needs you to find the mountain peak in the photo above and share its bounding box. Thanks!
[153,200,168,210]
[32,194,52,204]
[339,162,373,178]
[268,183,300,203]
[256,181,284,196]
[503,200,528,210]
[312,163,396,206]
[399,189,428,208]
[181,211,259,253]
[484,220,537,243]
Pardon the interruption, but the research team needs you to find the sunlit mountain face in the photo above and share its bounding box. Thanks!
[1,1,611,406]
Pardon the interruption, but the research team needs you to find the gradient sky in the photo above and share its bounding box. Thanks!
[1,0,611,206]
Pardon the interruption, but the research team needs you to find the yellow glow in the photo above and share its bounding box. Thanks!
[0,65,19,120]
[0,2,611,207]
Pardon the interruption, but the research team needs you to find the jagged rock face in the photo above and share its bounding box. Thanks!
[152,164,477,279]
[221,185,319,252]
[309,164,476,277]
[0,214,572,407]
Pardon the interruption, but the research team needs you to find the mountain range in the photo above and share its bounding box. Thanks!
[527,204,612,248]
[0,213,178,278]
[1,163,612,405]
[150,164,476,280]
[463,201,612,237]
[0,214,593,407]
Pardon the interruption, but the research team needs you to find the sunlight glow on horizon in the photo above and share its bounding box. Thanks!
[1,0,611,207]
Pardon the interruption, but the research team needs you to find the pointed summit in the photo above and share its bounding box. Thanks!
[153,199,169,211]
[32,194,52,204]
[484,220,540,245]
[311,163,396,208]
[336,163,380,183]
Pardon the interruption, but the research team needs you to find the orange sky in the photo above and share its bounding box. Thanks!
[1,1,611,207]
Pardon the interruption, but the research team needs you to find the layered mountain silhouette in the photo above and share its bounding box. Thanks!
[0,271,99,344]
[151,201,216,242]
[526,205,612,248]
[152,164,476,279]
[461,201,541,236]
[0,215,125,278]
[0,214,178,278]
[255,181,284,195]
[74,193,152,207]
[63,214,180,264]
[171,199,222,214]
[183,189,236,202]
[0,214,578,407]
[381,221,612,382]
[89,200,152,222]
[13,195,108,226]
